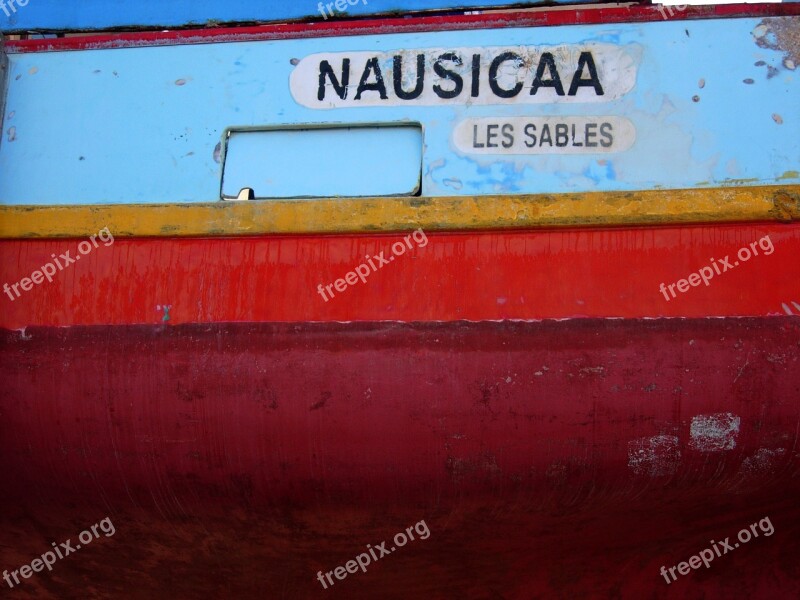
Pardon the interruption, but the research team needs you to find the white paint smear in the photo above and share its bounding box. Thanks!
[628,435,681,477]
[689,413,740,451]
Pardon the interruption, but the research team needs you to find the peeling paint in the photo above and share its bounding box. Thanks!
[628,435,681,477]
[689,413,740,451]
[754,17,800,66]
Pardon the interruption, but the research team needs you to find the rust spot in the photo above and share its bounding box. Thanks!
[175,78,187,86]
[213,142,222,163]
[772,113,783,125]
[290,58,300,65]
[773,191,800,222]
[28,66,38,75]
[6,126,16,142]
[743,78,755,85]
[698,78,705,89]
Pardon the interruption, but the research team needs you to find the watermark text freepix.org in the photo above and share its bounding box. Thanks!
[317,0,368,20]
[0,0,31,18]
[3,517,116,589]
[660,516,774,584]
[316,520,430,589]
[659,234,774,301]
[316,228,427,302]
[3,227,115,302]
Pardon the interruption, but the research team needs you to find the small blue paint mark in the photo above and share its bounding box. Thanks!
[156,304,172,322]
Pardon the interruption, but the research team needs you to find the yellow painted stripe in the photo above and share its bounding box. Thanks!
[1,186,798,238]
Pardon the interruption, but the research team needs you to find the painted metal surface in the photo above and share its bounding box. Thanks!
[1,7,799,598]
[1,224,798,328]
[1,14,798,205]
[0,0,601,33]
[1,317,799,597]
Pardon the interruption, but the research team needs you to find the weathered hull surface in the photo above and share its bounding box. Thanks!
[1,226,799,598]
[2,4,800,598]
[1,318,799,598]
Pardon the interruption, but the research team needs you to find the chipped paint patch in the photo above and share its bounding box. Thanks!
[739,448,786,477]
[446,452,500,482]
[627,435,680,477]
[754,17,800,66]
[689,413,740,451]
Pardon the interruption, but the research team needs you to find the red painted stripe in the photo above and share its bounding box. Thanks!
[7,4,799,53]
[1,225,798,327]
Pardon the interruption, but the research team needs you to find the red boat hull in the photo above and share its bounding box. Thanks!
[1,316,799,597]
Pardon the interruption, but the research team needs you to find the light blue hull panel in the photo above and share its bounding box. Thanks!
[1,16,798,205]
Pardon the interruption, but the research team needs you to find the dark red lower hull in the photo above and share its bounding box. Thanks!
[1,317,799,597]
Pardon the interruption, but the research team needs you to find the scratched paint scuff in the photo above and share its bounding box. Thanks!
[689,413,740,452]
[738,448,786,477]
[627,435,680,477]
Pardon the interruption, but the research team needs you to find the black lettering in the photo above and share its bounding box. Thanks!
[318,59,350,101]
[600,122,613,147]
[393,54,425,100]
[540,124,553,146]
[433,53,464,99]
[355,57,388,100]
[585,122,598,147]
[471,54,481,97]
[568,52,604,96]
[530,53,565,96]
[489,52,523,98]
[501,123,514,148]
[486,124,499,148]
[555,124,569,147]
[524,124,537,147]
[570,124,583,147]
[472,125,485,148]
